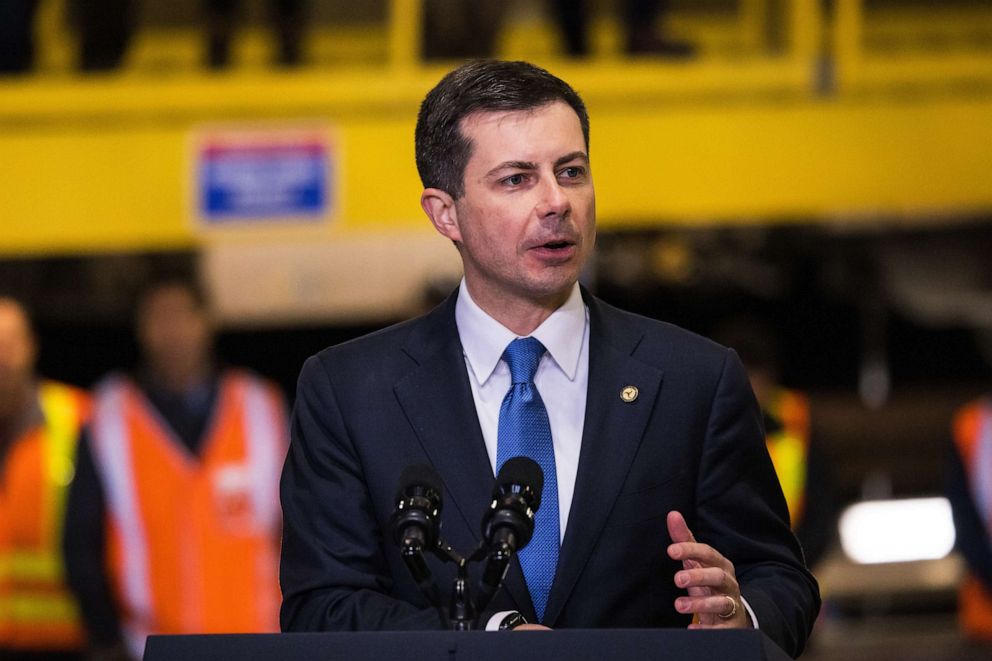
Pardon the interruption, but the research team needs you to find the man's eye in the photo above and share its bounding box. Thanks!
[560,166,585,179]
[503,174,525,186]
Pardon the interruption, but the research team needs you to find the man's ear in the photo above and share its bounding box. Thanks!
[421,188,461,243]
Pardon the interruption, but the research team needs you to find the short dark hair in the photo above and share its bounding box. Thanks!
[415,60,590,199]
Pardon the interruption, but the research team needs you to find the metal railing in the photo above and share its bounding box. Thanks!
[17,0,992,95]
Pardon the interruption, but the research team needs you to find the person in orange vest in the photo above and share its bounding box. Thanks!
[0,297,90,660]
[714,317,836,570]
[63,276,287,661]
[948,398,992,641]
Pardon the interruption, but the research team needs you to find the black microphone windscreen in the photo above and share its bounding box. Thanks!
[397,464,443,496]
[496,456,544,509]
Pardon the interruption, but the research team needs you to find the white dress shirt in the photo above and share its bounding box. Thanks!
[455,279,589,542]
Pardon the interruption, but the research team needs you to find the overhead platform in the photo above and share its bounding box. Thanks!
[2,71,990,257]
[0,0,989,324]
[1,0,991,260]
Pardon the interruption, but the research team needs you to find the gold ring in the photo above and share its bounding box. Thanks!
[718,595,738,620]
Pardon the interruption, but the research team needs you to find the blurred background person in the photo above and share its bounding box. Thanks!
[70,0,135,72]
[421,0,505,60]
[205,0,307,68]
[0,297,90,659]
[63,275,287,661]
[714,317,837,570]
[949,397,992,642]
[0,0,41,74]
[68,0,308,72]
[552,0,694,58]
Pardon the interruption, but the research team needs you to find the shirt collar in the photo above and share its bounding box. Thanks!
[455,279,587,387]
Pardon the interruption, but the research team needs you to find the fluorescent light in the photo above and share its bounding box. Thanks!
[839,497,956,564]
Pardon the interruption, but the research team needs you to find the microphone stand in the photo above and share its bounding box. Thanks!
[472,539,510,617]
[434,541,476,630]
[402,533,486,630]
[393,460,540,631]
[397,536,446,628]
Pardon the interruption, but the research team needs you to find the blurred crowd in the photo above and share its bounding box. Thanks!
[0,0,307,73]
[1,276,285,661]
[0,0,694,75]
[424,0,692,60]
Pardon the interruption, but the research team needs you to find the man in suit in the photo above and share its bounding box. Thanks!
[279,60,820,657]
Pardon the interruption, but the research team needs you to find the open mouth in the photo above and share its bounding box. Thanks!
[530,239,577,262]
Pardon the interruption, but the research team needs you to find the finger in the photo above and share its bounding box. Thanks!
[675,594,739,618]
[667,544,702,570]
[666,510,695,544]
[666,512,703,569]
[667,542,731,570]
[674,567,737,594]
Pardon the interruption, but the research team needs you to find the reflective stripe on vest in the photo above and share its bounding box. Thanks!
[765,389,810,528]
[90,376,154,650]
[0,381,87,650]
[1,592,80,624]
[0,551,61,584]
[242,380,284,630]
[90,372,285,658]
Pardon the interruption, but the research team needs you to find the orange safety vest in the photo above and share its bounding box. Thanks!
[0,381,89,651]
[952,399,992,640]
[764,388,810,529]
[89,371,286,657]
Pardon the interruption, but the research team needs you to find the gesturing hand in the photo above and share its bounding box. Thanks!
[666,510,750,629]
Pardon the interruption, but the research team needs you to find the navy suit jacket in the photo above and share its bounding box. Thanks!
[279,288,820,657]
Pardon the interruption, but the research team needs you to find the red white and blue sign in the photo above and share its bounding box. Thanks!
[194,126,333,225]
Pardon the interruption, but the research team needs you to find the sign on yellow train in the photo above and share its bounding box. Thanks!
[190,123,337,230]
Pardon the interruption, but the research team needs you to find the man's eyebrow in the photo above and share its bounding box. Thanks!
[485,161,538,178]
[485,152,590,179]
[555,151,589,168]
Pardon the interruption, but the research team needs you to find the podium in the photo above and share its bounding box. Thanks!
[144,629,793,661]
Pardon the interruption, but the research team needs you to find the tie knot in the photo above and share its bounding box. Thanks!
[502,337,546,384]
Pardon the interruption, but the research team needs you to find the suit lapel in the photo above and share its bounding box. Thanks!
[542,293,665,626]
[392,290,534,617]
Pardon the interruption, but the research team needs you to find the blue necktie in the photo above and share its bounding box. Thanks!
[496,337,559,622]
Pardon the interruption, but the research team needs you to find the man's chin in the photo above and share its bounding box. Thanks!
[519,274,580,305]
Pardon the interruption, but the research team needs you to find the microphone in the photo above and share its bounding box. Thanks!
[391,464,443,587]
[477,456,544,608]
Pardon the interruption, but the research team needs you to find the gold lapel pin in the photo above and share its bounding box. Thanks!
[620,385,639,403]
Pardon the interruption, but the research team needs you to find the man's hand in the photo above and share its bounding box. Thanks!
[666,510,750,629]
[514,624,552,631]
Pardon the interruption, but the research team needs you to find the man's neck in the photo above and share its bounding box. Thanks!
[463,281,572,336]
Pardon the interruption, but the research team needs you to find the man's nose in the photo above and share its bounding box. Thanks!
[535,177,571,220]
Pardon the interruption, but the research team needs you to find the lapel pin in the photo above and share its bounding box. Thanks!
[620,385,639,403]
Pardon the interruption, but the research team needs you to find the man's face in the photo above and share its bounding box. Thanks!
[0,300,36,404]
[436,101,596,310]
[137,285,212,382]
